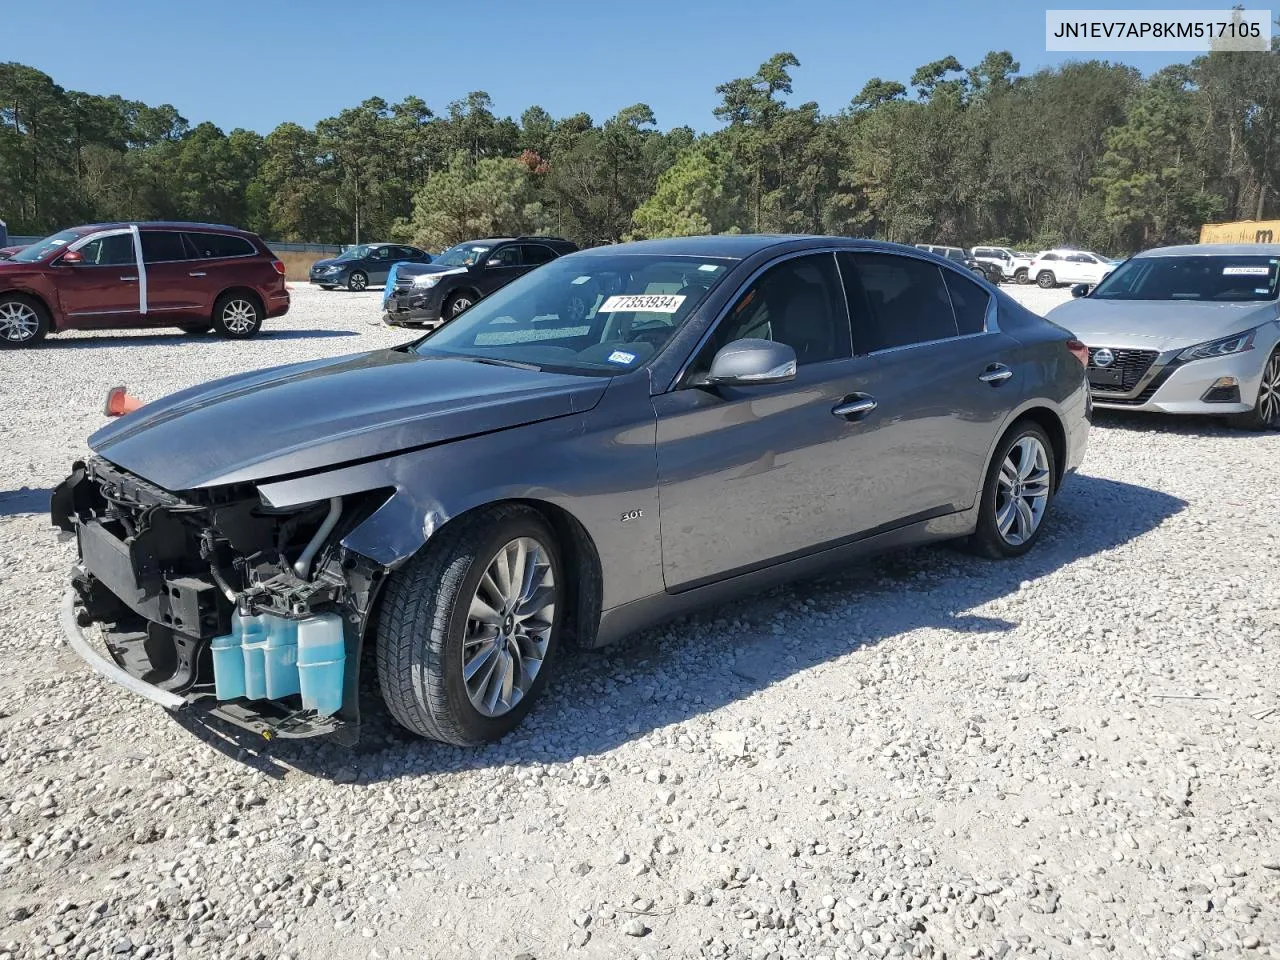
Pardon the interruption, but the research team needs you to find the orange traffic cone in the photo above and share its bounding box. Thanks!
[104,386,144,417]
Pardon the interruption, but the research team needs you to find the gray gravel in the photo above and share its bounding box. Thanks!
[1,282,1277,960]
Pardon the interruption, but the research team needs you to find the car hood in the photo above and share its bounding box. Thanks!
[88,349,609,490]
[394,262,466,279]
[310,258,349,270]
[1048,297,1279,351]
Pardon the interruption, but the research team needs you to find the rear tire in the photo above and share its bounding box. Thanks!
[1015,268,1030,284]
[0,294,50,348]
[212,293,263,339]
[966,421,1056,559]
[347,271,368,292]
[376,505,564,745]
[1228,347,1280,431]
[1036,271,1057,289]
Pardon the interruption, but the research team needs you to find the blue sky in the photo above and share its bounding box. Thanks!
[2,0,1199,134]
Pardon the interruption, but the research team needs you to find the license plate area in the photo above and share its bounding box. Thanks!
[1088,367,1124,388]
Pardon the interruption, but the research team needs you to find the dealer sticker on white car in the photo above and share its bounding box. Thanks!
[601,294,686,313]
[1223,266,1271,275]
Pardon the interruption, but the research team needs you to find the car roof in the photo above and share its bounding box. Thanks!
[1135,243,1280,258]
[571,234,921,260]
[73,220,249,235]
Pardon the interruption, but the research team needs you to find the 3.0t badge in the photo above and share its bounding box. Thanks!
[620,509,643,523]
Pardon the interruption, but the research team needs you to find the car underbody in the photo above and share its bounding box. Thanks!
[52,456,385,743]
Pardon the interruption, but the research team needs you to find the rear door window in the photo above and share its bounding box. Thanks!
[140,231,188,263]
[839,251,959,352]
[520,244,557,266]
[183,232,255,258]
[942,268,991,335]
[78,233,136,266]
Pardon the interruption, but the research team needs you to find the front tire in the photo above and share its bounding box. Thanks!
[967,421,1056,559]
[444,291,475,320]
[1015,268,1030,285]
[212,293,263,338]
[0,294,50,348]
[1036,271,1057,289]
[1229,347,1280,431]
[347,271,368,292]
[376,505,563,745]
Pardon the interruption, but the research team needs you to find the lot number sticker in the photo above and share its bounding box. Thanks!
[1223,266,1271,276]
[601,294,686,313]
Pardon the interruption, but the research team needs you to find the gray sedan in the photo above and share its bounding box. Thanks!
[1049,244,1280,429]
[53,235,1090,746]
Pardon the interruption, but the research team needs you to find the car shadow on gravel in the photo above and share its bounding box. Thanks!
[40,330,356,349]
[172,473,1185,782]
[1092,408,1266,439]
[0,486,52,517]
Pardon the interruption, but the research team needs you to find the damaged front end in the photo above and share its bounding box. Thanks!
[51,456,389,743]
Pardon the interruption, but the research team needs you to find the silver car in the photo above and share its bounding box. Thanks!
[53,236,1091,746]
[1049,244,1280,429]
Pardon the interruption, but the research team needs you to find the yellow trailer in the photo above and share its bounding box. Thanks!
[1199,220,1280,244]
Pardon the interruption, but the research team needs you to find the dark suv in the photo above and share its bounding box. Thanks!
[308,243,433,292]
[0,221,289,347]
[385,236,578,328]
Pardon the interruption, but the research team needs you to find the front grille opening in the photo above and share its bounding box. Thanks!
[1087,347,1159,393]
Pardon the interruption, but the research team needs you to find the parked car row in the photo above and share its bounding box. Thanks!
[916,243,1120,288]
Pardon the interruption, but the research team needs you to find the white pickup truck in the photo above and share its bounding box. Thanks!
[970,246,1036,284]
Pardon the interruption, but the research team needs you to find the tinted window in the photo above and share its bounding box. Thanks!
[840,252,958,352]
[396,246,420,259]
[943,269,991,335]
[370,246,391,261]
[944,249,967,261]
[487,245,521,267]
[78,233,135,266]
[698,253,850,369]
[183,232,255,258]
[1067,253,1092,263]
[140,231,188,263]
[1040,252,1059,261]
[521,244,556,266]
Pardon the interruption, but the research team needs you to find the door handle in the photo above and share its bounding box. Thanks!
[188,271,207,277]
[979,363,1013,384]
[832,396,877,419]
[120,276,138,282]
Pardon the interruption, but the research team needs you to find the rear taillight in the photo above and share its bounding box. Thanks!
[1066,339,1089,368]
[271,259,286,275]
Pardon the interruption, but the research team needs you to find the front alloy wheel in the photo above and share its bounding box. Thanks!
[1230,348,1280,431]
[0,297,47,347]
[446,293,474,319]
[376,505,564,745]
[462,537,555,717]
[348,271,368,292]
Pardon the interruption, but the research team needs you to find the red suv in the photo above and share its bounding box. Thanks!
[0,221,290,348]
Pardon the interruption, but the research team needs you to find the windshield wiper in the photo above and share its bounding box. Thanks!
[450,355,543,372]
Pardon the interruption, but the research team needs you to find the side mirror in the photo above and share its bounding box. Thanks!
[1070,283,1091,298]
[693,338,797,388]
[58,250,84,265]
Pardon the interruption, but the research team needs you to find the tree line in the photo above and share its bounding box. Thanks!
[1,46,1277,255]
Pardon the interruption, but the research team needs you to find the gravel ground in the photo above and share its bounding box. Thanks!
[1,282,1277,960]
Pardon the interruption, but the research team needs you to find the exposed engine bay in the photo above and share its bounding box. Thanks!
[51,455,387,741]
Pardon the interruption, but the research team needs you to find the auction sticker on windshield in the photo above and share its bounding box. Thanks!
[1223,266,1271,276]
[601,294,686,313]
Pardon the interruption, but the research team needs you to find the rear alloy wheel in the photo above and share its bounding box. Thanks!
[347,271,368,292]
[445,292,474,319]
[0,295,49,348]
[1036,271,1057,289]
[212,294,263,339]
[376,505,563,745]
[1229,347,1280,431]
[967,422,1056,558]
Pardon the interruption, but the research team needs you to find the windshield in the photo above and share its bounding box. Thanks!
[1090,255,1279,302]
[435,243,492,267]
[336,244,371,260]
[414,254,733,375]
[11,229,82,263]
